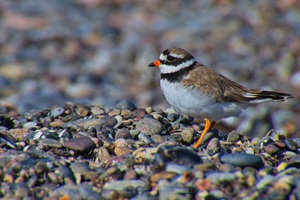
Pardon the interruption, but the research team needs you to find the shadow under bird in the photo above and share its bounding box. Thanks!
[148,47,293,148]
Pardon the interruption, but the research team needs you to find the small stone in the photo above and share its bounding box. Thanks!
[49,119,65,128]
[285,138,298,151]
[220,153,264,169]
[108,109,121,116]
[90,105,106,115]
[264,144,279,155]
[129,129,140,139]
[114,138,129,148]
[114,147,132,156]
[132,108,147,119]
[167,113,179,122]
[98,147,111,163]
[64,136,96,153]
[150,171,177,183]
[206,138,220,155]
[181,128,194,144]
[23,122,38,130]
[121,109,132,119]
[39,138,63,148]
[206,172,237,184]
[115,128,132,140]
[50,107,65,118]
[138,133,155,145]
[124,169,137,180]
[136,118,163,136]
[227,131,240,143]
[115,100,137,111]
[151,134,165,143]
[158,146,202,166]
[145,107,153,114]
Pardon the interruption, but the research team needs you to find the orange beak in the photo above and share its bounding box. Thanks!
[148,60,161,67]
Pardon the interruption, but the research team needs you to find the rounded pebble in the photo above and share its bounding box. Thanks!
[220,153,264,169]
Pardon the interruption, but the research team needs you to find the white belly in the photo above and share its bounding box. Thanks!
[160,79,247,121]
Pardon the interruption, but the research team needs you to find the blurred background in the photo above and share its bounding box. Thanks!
[0,0,299,137]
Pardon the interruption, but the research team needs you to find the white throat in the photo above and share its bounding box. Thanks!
[159,59,195,74]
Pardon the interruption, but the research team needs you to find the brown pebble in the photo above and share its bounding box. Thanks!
[108,109,121,116]
[150,171,177,183]
[114,147,132,156]
[264,144,279,155]
[98,147,111,163]
[121,109,132,119]
[64,136,96,153]
[124,169,137,180]
[49,119,65,128]
[274,141,286,148]
[8,128,28,141]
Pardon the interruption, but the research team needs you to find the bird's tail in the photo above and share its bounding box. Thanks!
[244,90,293,104]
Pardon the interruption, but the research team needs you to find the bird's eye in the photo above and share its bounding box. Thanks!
[167,55,176,61]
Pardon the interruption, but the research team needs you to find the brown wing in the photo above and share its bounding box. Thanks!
[182,63,293,103]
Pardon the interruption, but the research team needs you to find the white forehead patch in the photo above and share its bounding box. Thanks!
[159,54,167,61]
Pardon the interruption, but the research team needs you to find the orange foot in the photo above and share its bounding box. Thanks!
[193,118,216,148]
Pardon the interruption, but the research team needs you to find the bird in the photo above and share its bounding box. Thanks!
[148,47,293,148]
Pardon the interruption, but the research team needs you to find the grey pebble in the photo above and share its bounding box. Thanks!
[90,105,106,116]
[151,134,165,143]
[136,118,163,136]
[285,138,298,152]
[64,136,96,153]
[70,162,91,175]
[227,131,240,143]
[115,128,132,140]
[138,133,155,145]
[264,144,279,155]
[98,147,111,163]
[206,137,220,155]
[116,100,137,111]
[50,107,65,118]
[23,121,38,129]
[256,175,276,190]
[206,172,238,183]
[181,128,194,144]
[39,138,63,148]
[220,153,264,169]
[166,163,190,174]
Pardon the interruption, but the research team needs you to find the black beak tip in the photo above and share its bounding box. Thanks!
[148,63,155,67]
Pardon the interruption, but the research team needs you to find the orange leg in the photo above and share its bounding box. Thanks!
[193,118,216,148]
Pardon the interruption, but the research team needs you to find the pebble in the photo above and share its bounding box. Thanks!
[132,108,147,120]
[220,153,264,169]
[115,100,137,111]
[136,118,163,136]
[227,131,240,143]
[166,163,191,174]
[50,107,65,118]
[206,172,238,183]
[264,144,280,155]
[63,136,96,153]
[138,133,155,145]
[90,105,106,116]
[39,138,63,148]
[115,128,132,140]
[158,146,203,165]
[151,134,165,143]
[181,128,194,144]
[206,138,220,155]
[114,147,132,156]
[98,147,111,163]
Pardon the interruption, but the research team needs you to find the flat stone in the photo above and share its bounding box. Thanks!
[64,136,96,153]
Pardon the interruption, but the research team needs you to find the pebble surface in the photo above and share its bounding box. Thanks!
[0,100,299,199]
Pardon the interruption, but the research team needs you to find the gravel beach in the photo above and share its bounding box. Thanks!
[0,1,299,199]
